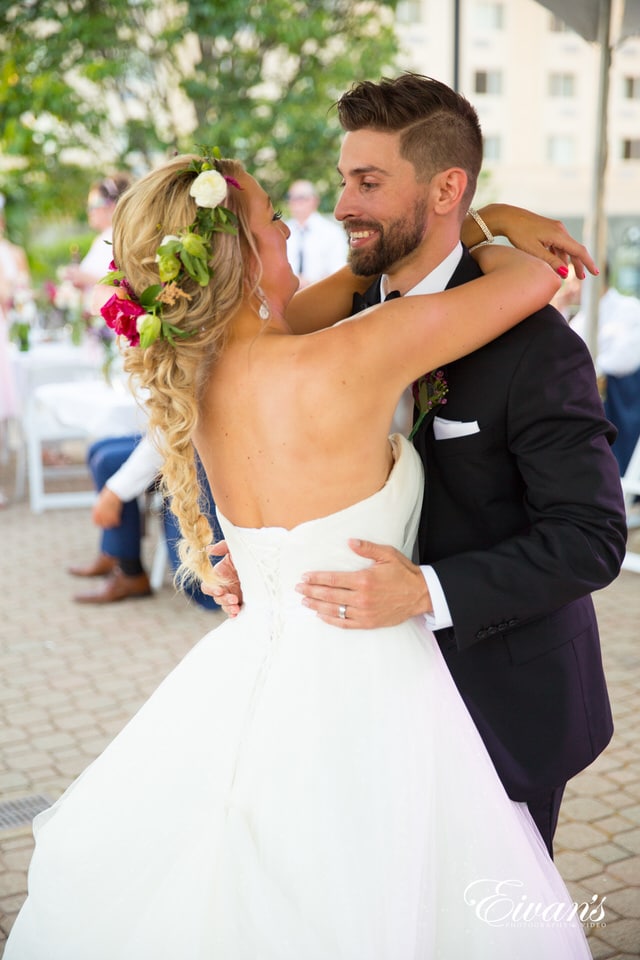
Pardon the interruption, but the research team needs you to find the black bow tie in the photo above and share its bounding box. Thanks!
[351,282,400,315]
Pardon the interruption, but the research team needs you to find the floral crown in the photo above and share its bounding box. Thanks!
[99,147,241,349]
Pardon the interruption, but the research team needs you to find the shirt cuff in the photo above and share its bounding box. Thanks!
[421,565,453,631]
[105,436,163,502]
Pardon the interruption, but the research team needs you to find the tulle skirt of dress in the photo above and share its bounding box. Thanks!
[6,437,591,959]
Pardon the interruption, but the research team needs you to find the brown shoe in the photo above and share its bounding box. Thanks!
[68,553,118,578]
[74,568,152,604]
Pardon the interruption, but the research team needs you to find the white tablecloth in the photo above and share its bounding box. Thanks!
[10,340,103,411]
[33,380,147,439]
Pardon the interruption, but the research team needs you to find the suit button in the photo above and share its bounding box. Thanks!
[508,618,518,627]
[486,626,498,636]
[497,622,507,631]
[476,629,488,641]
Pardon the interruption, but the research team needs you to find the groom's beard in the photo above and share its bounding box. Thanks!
[344,200,427,277]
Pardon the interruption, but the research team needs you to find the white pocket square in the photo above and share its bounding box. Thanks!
[433,416,480,440]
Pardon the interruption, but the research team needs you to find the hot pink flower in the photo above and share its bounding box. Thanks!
[100,293,145,346]
[223,175,242,191]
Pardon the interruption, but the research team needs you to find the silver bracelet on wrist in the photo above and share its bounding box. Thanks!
[467,207,494,252]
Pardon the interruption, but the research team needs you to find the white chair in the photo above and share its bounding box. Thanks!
[150,537,169,591]
[13,353,102,513]
[142,487,169,591]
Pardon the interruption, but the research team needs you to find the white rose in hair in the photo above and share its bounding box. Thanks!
[189,170,228,208]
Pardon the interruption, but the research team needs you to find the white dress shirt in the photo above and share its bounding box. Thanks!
[383,242,463,631]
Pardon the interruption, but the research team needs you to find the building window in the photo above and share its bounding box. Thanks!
[549,14,572,33]
[549,73,576,97]
[474,2,504,30]
[483,135,502,161]
[396,0,422,23]
[623,76,640,100]
[474,70,503,95]
[622,139,640,160]
[547,135,576,165]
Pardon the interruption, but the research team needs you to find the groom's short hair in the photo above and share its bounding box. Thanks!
[335,73,483,206]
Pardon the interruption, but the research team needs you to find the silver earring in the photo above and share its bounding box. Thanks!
[257,287,270,321]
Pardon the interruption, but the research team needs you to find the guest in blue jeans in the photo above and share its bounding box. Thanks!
[162,459,222,611]
[69,434,220,608]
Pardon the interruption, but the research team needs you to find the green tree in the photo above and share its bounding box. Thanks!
[0,0,177,236]
[173,0,399,204]
[0,0,399,248]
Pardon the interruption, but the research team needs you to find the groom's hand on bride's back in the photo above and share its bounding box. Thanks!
[296,540,432,629]
[203,542,243,617]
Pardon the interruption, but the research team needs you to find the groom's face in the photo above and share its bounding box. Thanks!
[334,129,429,277]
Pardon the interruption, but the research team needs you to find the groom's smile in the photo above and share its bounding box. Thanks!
[344,220,380,248]
[335,128,431,280]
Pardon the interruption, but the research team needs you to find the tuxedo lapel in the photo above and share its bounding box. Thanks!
[352,275,455,440]
[410,401,440,438]
[411,248,481,440]
[446,245,483,289]
[351,262,476,440]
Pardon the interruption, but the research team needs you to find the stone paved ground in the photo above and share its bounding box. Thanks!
[0,465,639,957]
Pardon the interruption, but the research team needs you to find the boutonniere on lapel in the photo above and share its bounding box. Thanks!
[408,369,448,440]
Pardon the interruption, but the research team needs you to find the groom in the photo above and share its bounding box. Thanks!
[296,74,627,855]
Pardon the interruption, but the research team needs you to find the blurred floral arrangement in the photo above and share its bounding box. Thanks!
[46,278,85,345]
[10,277,117,382]
[8,288,38,351]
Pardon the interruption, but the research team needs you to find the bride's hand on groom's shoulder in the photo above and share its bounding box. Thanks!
[203,542,243,617]
[296,540,432,629]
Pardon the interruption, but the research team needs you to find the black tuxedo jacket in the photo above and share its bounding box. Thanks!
[356,251,627,799]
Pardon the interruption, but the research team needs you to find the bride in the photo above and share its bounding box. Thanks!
[6,152,591,958]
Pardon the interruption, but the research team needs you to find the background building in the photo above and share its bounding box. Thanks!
[395,0,640,294]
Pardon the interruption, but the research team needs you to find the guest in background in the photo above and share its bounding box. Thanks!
[285,179,347,287]
[69,433,152,603]
[162,460,222,611]
[572,265,640,474]
[61,175,131,312]
[70,433,220,609]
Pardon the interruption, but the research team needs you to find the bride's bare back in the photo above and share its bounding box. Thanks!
[194,239,559,531]
[194,323,395,530]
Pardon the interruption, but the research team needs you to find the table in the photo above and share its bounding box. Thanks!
[10,339,104,408]
[33,379,147,440]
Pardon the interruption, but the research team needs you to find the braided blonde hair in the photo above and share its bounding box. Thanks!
[112,154,260,591]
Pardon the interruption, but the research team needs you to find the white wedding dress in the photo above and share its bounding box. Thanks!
[7,436,590,959]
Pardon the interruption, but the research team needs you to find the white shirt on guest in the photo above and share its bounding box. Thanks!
[286,212,348,284]
[81,228,114,283]
[572,287,640,378]
[106,434,163,503]
[79,228,115,314]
